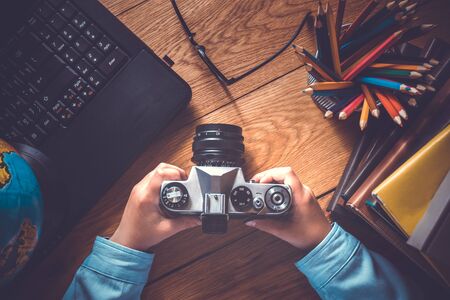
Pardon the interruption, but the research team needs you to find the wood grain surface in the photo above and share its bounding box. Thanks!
[9,0,450,299]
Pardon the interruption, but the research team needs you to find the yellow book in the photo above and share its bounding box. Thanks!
[372,125,450,236]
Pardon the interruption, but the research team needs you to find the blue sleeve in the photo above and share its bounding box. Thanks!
[63,237,154,300]
[296,223,411,300]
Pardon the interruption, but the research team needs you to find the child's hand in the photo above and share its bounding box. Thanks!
[246,167,331,251]
[110,163,200,251]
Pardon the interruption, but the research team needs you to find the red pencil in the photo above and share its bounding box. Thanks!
[338,93,364,120]
[373,89,402,126]
[343,30,404,81]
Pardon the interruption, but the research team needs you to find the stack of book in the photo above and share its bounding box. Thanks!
[327,33,450,287]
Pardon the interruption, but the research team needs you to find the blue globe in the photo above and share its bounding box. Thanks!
[0,139,43,286]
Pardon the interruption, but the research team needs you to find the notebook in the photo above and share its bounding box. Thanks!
[372,125,450,236]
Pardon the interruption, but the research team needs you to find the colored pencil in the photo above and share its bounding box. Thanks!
[386,93,408,120]
[307,81,354,90]
[363,69,422,79]
[373,89,402,126]
[360,84,380,118]
[293,44,341,81]
[339,93,365,120]
[343,30,405,81]
[340,0,381,43]
[359,99,370,130]
[347,1,397,42]
[340,11,404,58]
[368,63,429,72]
[325,2,342,77]
[302,87,358,97]
[399,24,437,43]
[357,76,420,95]
[377,54,440,66]
[341,28,395,67]
[315,4,333,67]
[335,0,347,37]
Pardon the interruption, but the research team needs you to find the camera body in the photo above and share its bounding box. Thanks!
[160,166,292,233]
[159,124,292,234]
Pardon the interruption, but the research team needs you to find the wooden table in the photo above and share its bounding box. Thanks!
[11,0,450,299]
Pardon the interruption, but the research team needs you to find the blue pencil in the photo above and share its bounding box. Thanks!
[356,76,420,95]
[324,92,361,118]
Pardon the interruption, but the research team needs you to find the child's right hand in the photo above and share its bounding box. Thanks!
[246,167,331,252]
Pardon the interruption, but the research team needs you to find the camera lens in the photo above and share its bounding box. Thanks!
[192,124,244,167]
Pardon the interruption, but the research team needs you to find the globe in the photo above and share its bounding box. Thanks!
[0,139,43,286]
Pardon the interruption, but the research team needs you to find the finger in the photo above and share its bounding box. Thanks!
[158,163,187,180]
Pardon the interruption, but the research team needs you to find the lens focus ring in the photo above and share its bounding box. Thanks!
[192,124,245,167]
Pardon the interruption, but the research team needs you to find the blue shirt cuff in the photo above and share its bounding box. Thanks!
[81,236,154,284]
[295,223,360,290]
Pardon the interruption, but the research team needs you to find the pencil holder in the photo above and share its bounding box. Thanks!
[298,1,440,129]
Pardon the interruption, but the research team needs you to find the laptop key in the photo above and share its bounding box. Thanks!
[87,71,105,89]
[47,0,65,8]
[49,13,66,31]
[96,36,114,53]
[35,23,54,41]
[72,77,87,93]
[26,102,46,121]
[72,13,88,30]
[86,47,104,65]
[48,36,66,52]
[79,86,95,102]
[85,25,101,42]
[74,58,92,76]
[66,96,84,114]
[99,48,127,77]
[36,2,55,20]
[28,126,47,145]
[73,35,91,53]
[38,113,58,132]
[61,89,77,106]
[16,116,33,133]
[58,107,74,126]
[62,47,80,64]
[61,24,78,42]
[59,1,76,19]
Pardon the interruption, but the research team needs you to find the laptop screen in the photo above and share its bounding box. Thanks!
[0,0,39,48]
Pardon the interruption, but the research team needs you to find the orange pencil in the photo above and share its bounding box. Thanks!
[387,93,408,120]
[338,93,364,120]
[373,89,402,126]
[343,30,404,81]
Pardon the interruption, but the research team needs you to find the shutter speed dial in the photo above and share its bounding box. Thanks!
[265,186,291,211]
[230,186,252,210]
[161,183,189,209]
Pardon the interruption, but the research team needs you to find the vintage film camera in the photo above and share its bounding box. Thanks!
[160,124,292,234]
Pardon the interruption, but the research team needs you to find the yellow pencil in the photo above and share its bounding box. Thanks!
[369,63,429,72]
[360,99,370,130]
[360,84,380,118]
[325,2,342,77]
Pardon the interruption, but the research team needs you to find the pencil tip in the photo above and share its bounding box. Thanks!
[372,109,380,118]
[411,71,422,79]
[324,110,333,119]
[303,88,314,95]
[394,116,403,126]
[408,98,417,107]
[338,112,347,120]
[400,110,408,120]
[423,63,433,69]
[429,58,439,66]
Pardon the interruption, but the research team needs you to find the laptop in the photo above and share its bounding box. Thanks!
[0,0,191,253]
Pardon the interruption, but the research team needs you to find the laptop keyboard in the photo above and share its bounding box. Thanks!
[0,0,129,146]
